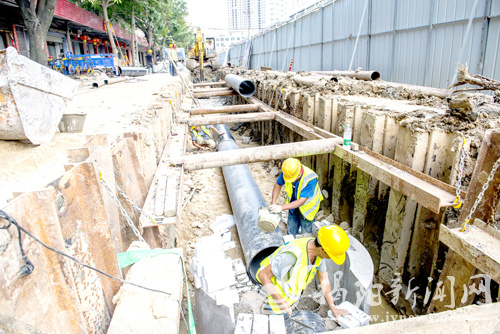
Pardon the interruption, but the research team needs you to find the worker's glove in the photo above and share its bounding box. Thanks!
[269,204,282,214]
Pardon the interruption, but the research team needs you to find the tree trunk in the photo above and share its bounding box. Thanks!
[15,0,57,66]
[102,2,118,58]
[147,25,153,52]
[131,7,137,66]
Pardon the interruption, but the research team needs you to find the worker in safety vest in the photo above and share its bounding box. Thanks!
[190,125,223,151]
[257,225,350,318]
[269,158,323,236]
[168,44,179,76]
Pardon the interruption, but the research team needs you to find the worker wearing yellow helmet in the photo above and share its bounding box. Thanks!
[269,158,323,236]
[167,43,179,76]
[190,125,224,151]
[146,49,154,74]
[257,225,350,318]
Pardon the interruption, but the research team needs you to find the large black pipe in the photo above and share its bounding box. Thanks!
[213,125,283,283]
[224,74,256,98]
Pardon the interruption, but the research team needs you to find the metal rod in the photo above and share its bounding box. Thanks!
[190,104,260,115]
[214,125,284,283]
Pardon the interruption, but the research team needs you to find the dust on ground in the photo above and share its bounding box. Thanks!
[0,73,179,208]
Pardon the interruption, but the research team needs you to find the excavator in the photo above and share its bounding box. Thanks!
[187,28,221,82]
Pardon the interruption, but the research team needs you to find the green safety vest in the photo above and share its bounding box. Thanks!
[256,238,321,314]
[284,166,323,221]
[190,126,212,140]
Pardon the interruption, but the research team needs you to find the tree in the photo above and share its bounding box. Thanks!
[84,0,122,58]
[15,0,58,66]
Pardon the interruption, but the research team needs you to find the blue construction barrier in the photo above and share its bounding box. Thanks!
[48,52,116,75]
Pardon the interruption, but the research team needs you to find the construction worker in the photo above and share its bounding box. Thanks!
[168,44,179,76]
[190,125,223,151]
[146,50,154,74]
[269,158,323,236]
[257,225,350,319]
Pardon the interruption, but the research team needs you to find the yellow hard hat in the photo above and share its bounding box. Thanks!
[169,44,173,48]
[318,225,350,265]
[282,158,301,183]
[148,49,152,53]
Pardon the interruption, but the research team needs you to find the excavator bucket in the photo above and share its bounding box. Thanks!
[0,47,78,145]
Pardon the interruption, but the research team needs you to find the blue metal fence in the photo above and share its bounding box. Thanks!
[223,0,499,89]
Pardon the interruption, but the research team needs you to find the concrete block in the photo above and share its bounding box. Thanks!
[251,314,269,334]
[223,241,236,251]
[239,286,252,293]
[330,301,370,328]
[222,231,232,243]
[269,315,286,334]
[210,214,236,233]
[235,313,253,334]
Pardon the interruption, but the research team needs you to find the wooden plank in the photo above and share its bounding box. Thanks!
[164,174,178,217]
[427,250,476,313]
[251,314,269,334]
[48,162,121,327]
[87,146,124,254]
[0,190,86,333]
[431,130,500,312]
[154,174,168,216]
[192,81,227,87]
[192,87,233,94]
[334,145,455,214]
[235,313,254,334]
[112,138,160,248]
[67,147,90,163]
[190,104,260,115]
[439,222,500,282]
[84,134,109,147]
[186,112,278,126]
[176,138,344,170]
[275,113,318,140]
[193,90,236,98]
[140,124,186,229]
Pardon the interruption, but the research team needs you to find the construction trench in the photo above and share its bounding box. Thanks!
[1,64,500,333]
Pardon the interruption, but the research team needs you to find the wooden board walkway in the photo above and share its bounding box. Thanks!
[140,124,187,229]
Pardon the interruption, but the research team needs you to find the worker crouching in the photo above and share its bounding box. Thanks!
[256,225,350,319]
[270,158,323,236]
[190,125,223,151]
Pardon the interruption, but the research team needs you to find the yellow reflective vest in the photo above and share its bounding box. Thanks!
[190,126,212,140]
[256,238,321,314]
[284,166,323,221]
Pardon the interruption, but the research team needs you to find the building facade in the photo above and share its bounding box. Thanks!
[227,0,267,30]
[0,0,149,65]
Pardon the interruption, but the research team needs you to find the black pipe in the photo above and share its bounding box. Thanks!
[214,125,283,283]
[224,74,256,98]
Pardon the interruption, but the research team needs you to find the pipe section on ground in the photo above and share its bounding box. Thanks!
[213,125,283,283]
[225,74,256,98]
[117,66,148,77]
[312,70,381,81]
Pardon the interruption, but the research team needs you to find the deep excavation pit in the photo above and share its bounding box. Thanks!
[178,69,500,333]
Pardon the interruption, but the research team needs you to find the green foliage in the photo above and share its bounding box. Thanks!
[78,0,193,51]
